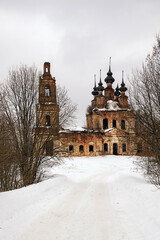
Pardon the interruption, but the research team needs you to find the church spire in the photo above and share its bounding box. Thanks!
[120,70,127,92]
[94,74,96,88]
[109,56,111,72]
[104,57,115,84]
[92,74,98,96]
[114,84,120,97]
[99,69,102,85]
[97,69,104,92]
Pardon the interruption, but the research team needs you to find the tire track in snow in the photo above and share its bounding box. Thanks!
[20,170,150,240]
[20,172,116,240]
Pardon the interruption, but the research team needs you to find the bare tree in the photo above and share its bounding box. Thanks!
[0,65,42,187]
[0,65,55,188]
[57,85,77,128]
[130,35,160,186]
[0,65,77,191]
[0,105,22,191]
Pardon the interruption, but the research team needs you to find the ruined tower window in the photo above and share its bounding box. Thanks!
[103,118,108,129]
[137,143,142,153]
[45,85,50,97]
[121,120,125,129]
[89,145,94,152]
[69,145,74,152]
[45,140,53,156]
[104,143,108,152]
[113,120,116,128]
[122,143,126,152]
[46,115,51,126]
[79,145,84,152]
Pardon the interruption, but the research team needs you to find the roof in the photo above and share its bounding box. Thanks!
[59,127,129,137]
[104,128,129,136]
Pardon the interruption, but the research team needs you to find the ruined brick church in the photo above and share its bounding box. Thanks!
[36,62,140,156]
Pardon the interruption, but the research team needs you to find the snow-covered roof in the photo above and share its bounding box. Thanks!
[59,126,87,133]
[94,108,107,111]
[104,128,115,132]
[107,100,120,111]
[93,100,130,112]
[44,102,54,105]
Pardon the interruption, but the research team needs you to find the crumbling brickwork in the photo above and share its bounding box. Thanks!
[35,62,145,157]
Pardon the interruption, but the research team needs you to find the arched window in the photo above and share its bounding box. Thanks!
[113,120,116,128]
[121,120,125,129]
[45,85,50,97]
[45,140,53,156]
[104,143,108,152]
[137,143,142,153]
[46,115,51,126]
[122,143,126,152]
[89,145,94,152]
[103,118,108,129]
[69,145,74,152]
[79,145,84,152]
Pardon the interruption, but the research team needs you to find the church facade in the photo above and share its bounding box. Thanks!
[35,62,141,157]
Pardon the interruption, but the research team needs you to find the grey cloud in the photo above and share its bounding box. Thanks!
[0,0,160,125]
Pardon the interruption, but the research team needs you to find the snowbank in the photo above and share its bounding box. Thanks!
[0,156,160,240]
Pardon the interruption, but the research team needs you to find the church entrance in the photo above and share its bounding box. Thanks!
[113,143,118,155]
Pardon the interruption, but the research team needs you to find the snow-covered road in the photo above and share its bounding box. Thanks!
[21,173,114,240]
[1,156,160,240]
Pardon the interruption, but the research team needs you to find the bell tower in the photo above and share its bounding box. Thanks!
[39,62,57,104]
[36,62,59,133]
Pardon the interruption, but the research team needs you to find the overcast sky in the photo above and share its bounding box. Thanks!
[0,0,160,126]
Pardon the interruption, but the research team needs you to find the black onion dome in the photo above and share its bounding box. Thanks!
[92,83,98,96]
[97,79,104,91]
[92,75,98,96]
[119,71,127,92]
[92,89,98,96]
[104,66,115,84]
[120,82,127,92]
[97,70,104,91]
[114,84,121,96]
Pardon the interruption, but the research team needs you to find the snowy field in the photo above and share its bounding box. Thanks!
[1,155,160,240]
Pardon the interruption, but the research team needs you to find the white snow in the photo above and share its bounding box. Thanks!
[60,126,86,133]
[1,155,160,240]
[44,102,53,105]
[93,101,123,112]
[104,128,115,132]
[93,107,107,111]
[107,100,120,110]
